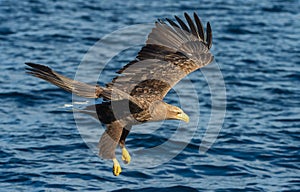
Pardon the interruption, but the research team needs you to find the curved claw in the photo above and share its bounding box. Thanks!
[112,158,122,176]
[122,147,131,164]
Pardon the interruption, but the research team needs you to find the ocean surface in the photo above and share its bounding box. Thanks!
[1,0,299,191]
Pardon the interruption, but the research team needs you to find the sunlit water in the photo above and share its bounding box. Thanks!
[0,0,299,191]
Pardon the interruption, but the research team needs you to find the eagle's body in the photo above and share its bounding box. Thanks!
[26,12,214,176]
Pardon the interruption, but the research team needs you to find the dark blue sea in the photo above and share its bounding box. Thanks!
[1,0,299,191]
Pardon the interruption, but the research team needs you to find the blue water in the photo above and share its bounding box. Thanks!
[1,0,300,191]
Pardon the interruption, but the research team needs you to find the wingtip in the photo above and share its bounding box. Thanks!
[174,15,180,20]
[157,18,165,24]
[174,14,190,32]
[25,62,41,68]
[25,62,34,66]
[193,13,205,41]
[193,12,200,21]
[207,21,211,28]
[24,62,52,73]
[206,22,212,49]
[184,12,199,37]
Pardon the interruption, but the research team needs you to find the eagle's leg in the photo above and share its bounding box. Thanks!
[99,122,125,176]
[121,145,131,164]
[112,158,122,176]
[119,127,131,164]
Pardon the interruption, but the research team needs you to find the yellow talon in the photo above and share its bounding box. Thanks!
[112,158,122,176]
[122,147,131,164]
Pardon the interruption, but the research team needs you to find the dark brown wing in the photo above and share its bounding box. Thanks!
[106,12,214,104]
[25,62,142,107]
[25,62,102,98]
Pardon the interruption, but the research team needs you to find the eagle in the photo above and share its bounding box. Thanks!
[25,12,214,176]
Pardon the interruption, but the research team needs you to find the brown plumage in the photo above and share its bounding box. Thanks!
[25,12,214,176]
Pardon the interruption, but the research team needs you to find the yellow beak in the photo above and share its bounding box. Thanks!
[177,112,190,123]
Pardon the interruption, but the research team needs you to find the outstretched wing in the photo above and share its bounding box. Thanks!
[25,62,142,107]
[107,12,214,104]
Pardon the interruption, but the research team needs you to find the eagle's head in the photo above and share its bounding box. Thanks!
[149,101,189,123]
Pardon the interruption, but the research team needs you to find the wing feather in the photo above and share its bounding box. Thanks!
[194,12,205,41]
[184,12,198,38]
[175,15,190,32]
[166,18,180,28]
[206,22,213,49]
